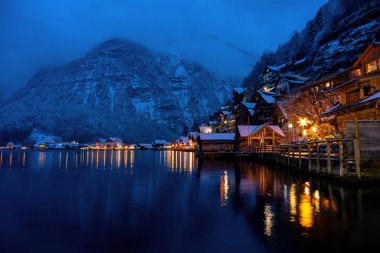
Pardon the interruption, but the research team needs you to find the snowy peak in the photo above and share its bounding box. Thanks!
[0,39,235,144]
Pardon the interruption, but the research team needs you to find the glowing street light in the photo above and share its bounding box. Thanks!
[298,118,308,128]
[312,126,317,133]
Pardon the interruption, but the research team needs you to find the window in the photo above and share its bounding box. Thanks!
[366,60,378,73]
[351,68,362,77]
[363,86,372,97]
[325,82,330,88]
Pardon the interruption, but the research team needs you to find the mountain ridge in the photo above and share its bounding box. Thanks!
[0,38,235,144]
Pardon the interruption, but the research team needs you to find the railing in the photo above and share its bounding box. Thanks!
[239,138,362,179]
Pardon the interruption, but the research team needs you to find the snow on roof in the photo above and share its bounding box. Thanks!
[294,58,307,65]
[323,103,342,115]
[237,125,262,137]
[248,109,255,116]
[208,121,218,125]
[97,138,107,143]
[360,90,380,104]
[233,87,245,94]
[221,111,232,115]
[257,90,276,104]
[199,133,235,141]
[268,125,285,137]
[238,124,285,137]
[241,102,256,109]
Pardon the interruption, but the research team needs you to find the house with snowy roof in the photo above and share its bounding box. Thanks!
[234,101,256,126]
[197,133,236,152]
[321,41,380,131]
[233,87,254,105]
[249,90,277,125]
[236,124,285,149]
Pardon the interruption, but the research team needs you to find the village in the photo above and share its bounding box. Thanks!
[1,41,380,180]
[191,40,380,180]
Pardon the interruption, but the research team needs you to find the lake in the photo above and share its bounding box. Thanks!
[0,150,379,253]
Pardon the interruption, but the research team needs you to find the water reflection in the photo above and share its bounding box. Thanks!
[0,150,377,252]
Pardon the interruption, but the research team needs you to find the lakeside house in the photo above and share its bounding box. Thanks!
[197,133,236,152]
[236,124,285,150]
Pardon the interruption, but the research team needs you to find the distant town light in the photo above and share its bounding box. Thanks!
[312,126,317,133]
[288,123,293,129]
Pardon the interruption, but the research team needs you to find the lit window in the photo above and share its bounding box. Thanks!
[315,86,319,91]
[351,68,361,77]
[325,82,330,88]
[366,60,377,73]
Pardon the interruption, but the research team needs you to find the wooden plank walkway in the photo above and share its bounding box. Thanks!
[196,138,373,180]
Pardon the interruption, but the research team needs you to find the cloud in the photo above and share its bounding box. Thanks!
[0,0,327,93]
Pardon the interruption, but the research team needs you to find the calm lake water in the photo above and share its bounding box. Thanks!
[0,150,379,253]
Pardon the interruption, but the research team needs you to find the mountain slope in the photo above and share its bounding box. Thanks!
[0,39,234,143]
[243,0,380,87]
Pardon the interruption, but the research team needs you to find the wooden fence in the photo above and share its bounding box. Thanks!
[239,138,363,179]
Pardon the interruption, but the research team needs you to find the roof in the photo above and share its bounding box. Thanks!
[360,90,380,103]
[257,90,276,104]
[241,102,256,109]
[294,58,307,65]
[237,124,285,138]
[233,87,245,94]
[221,110,232,115]
[353,41,380,68]
[199,133,235,141]
[323,90,380,115]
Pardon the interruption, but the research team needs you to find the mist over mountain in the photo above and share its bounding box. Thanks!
[0,39,235,144]
[243,0,380,87]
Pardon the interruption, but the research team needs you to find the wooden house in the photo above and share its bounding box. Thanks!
[250,90,276,124]
[237,124,285,149]
[322,42,380,131]
[197,133,236,152]
[234,102,256,126]
[233,87,254,105]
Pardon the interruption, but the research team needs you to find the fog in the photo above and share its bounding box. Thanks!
[0,0,326,94]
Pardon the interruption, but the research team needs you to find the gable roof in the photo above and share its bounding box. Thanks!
[237,124,285,138]
[241,102,256,109]
[199,133,235,141]
[257,90,276,104]
[353,41,380,68]
[233,87,245,94]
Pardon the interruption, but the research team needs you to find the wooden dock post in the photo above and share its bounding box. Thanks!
[354,119,361,179]
[298,144,302,169]
[287,146,290,166]
[316,143,320,173]
[339,141,344,177]
[308,144,312,172]
[327,143,331,174]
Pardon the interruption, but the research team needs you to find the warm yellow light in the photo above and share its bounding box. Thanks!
[303,130,307,136]
[312,126,317,133]
[298,117,308,127]
[288,123,293,129]
[224,120,227,124]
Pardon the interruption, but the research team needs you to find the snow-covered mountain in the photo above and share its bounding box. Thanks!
[0,39,234,143]
[243,0,380,87]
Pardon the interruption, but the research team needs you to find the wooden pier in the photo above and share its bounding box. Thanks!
[197,137,380,181]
